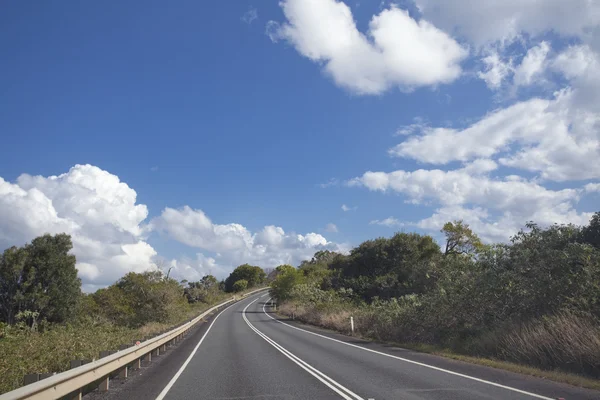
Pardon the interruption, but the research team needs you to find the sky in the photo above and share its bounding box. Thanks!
[1,0,599,291]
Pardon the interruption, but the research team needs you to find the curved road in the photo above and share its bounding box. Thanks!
[100,292,600,400]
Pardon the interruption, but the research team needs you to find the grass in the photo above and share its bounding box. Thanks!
[277,302,600,391]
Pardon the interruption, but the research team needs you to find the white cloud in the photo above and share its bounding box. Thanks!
[242,7,258,24]
[268,0,467,94]
[584,183,600,193]
[352,167,594,242]
[478,51,513,89]
[325,223,339,233]
[0,165,347,291]
[370,217,404,228]
[413,206,519,243]
[350,166,591,228]
[552,45,600,111]
[341,204,357,212]
[0,165,157,291]
[152,207,345,272]
[151,206,253,253]
[513,41,551,88]
[389,90,600,182]
[414,0,600,46]
[396,118,429,136]
[319,178,339,188]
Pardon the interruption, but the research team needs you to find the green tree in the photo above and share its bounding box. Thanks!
[270,267,305,302]
[94,270,188,327]
[330,232,441,301]
[224,264,266,292]
[232,279,248,292]
[442,220,484,257]
[0,246,29,325]
[580,212,600,249]
[0,234,81,325]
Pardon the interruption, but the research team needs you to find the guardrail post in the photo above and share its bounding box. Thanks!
[134,357,142,370]
[68,361,83,400]
[161,344,167,353]
[99,376,110,392]
[146,351,152,362]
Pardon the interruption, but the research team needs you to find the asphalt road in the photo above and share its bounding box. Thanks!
[97,292,600,400]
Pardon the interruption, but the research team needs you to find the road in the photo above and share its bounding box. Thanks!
[98,292,600,400]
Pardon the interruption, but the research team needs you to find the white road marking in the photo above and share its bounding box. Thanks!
[243,298,364,400]
[155,298,251,400]
[262,298,554,400]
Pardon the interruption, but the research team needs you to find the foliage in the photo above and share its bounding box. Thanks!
[92,271,189,328]
[580,211,600,249]
[0,234,81,326]
[275,214,600,379]
[329,232,442,301]
[184,275,221,304]
[270,266,305,302]
[224,264,266,292]
[441,220,485,256]
[232,279,248,292]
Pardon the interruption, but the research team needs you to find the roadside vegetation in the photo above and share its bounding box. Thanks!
[0,234,266,394]
[271,214,600,385]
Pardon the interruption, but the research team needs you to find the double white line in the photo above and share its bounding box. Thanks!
[242,298,365,400]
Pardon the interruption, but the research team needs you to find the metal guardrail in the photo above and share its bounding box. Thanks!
[0,288,268,400]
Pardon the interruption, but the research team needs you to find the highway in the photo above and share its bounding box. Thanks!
[96,292,600,400]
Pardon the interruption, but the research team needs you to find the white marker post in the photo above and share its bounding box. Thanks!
[350,316,354,335]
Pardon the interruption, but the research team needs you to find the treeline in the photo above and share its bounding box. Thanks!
[0,234,267,393]
[271,214,600,379]
[0,233,266,330]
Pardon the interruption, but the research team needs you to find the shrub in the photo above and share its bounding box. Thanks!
[232,279,248,292]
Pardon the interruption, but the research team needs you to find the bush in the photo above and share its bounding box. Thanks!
[232,279,248,292]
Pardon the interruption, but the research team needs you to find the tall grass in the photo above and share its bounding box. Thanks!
[279,301,600,380]
[0,301,215,394]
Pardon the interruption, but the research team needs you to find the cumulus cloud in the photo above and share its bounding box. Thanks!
[268,0,467,94]
[0,165,156,292]
[0,165,346,291]
[151,207,345,274]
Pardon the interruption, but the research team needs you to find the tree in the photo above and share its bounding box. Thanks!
[580,212,600,249]
[232,279,248,292]
[200,274,218,289]
[270,268,304,302]
[442,220,484,257]
[224,264,266,292]
[328,232,441,300]
[0,234,81,325]
[0,246,29,325]
[95,270,188,327]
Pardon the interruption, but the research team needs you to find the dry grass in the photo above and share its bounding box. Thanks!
[278,301,600,391]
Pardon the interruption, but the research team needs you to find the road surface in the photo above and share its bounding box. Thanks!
[97,292,600,400]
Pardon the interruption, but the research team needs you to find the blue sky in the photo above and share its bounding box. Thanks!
[2,0,599,291]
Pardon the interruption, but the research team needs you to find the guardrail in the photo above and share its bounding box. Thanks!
[0,288,268,400]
